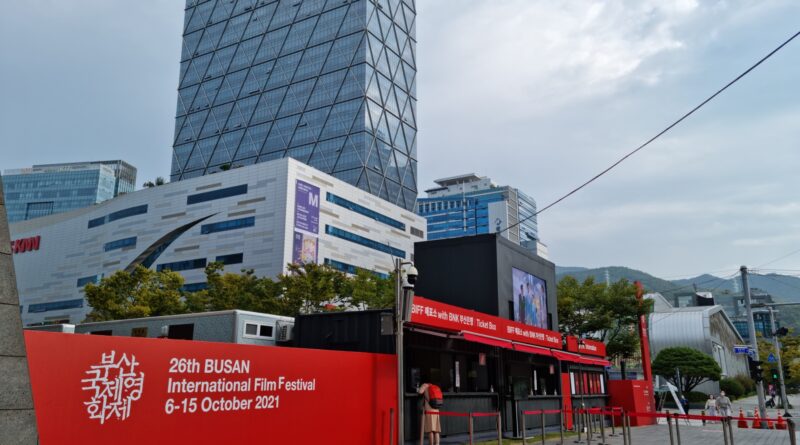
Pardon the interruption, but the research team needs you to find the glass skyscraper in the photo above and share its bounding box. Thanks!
[417,174,546,257]
[3,161,138,223]
[172,0,417,210]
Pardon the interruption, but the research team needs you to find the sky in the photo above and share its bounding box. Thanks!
[1,0,799,279]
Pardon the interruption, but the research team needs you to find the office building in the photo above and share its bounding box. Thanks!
[172,0,418,210]
[2,161,137,223]
[10,157,425,326]
[416,174,546,257]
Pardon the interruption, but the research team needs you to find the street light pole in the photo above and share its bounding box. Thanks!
[768,307,789,414]
[741,265,768,422]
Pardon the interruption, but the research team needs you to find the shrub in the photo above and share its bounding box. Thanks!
[720,378,745,399]
[687,391,709,403]
[734,375,755,394]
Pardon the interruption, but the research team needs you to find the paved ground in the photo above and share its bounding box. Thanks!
[428,394,800,444]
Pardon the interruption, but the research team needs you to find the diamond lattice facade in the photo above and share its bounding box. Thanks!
[172,0,417,210]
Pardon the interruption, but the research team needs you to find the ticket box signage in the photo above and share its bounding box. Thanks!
[565,336,607,357]
[24,331,397,445]
[410,296,562,349]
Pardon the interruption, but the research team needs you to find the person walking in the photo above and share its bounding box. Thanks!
[716,391,732,418]
[419,382,443,445]
[705,394,717,424]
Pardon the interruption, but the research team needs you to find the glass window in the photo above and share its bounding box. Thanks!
[187,184,248,204]
[215,253,244,265]
[107,204,148,222]
[28,298,84,313]
[157,258,207,272]
[201,216,255,235]
[181,282,209,292]
[104,237,137,252]
[76,275,99,287]
[88,216,106,228]
[326,192,405,230]
[325,225,405,258]
[324,258,389,279]
[245,323,258,336]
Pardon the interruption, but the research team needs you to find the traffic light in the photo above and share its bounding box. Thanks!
[771,368,780,381]
[784,365,791,379]
[749,358,764,382]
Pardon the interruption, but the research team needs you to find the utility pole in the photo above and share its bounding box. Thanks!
[741,265,767,423]
[768,307,789,414]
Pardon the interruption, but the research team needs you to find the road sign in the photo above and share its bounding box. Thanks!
[768,353,777,363]
[734,345,750,355]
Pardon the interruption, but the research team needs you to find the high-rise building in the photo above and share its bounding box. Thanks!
[172,0,417,210]
[2,161,137,223]
[416,173,547,258]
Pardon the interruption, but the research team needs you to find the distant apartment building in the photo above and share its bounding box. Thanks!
[416,173,546,258]
[2,161,137,223]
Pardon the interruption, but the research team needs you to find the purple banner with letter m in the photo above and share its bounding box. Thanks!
[294,180,320,234]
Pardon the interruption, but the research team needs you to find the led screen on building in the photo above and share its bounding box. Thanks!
[512,267,548,329]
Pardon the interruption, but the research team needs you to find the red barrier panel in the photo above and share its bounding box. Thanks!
[25,331,397,445]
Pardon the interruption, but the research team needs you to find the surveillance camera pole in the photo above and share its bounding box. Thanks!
[394,258,415,445]
[741,265,767,424]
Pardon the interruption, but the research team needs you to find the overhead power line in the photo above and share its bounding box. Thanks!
[501,28,800,235]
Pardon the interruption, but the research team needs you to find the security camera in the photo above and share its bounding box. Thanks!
[403,265,419,288]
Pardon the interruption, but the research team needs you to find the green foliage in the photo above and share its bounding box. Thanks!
[85,261,395,321]
[687,391,710,403]
[652,347,722,394]
[720,378,745,399]
[557,276,652,363]
[757,333,800,388]
[84,266,187,321]
[733,375,755,394]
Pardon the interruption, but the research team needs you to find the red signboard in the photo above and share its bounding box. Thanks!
[24,331,397,445]
[410,296,562,349]
[565,336,607,357]
[11,235,40,254]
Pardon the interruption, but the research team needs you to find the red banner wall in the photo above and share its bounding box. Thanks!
[24,331,397,445]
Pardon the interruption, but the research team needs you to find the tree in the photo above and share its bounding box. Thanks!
[185,262,283,314]
[340,269,395,310]
[143,177,166,188]
[557,276,652,377]
[757,332,800,388]
[84,266,187,321]
[277,263,349,314]
[652,347,722,394]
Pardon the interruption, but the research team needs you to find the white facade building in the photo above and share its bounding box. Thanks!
[10,158,425,326]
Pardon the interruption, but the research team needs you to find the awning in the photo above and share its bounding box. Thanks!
[552,350,610,367]
[462,332,513,349]
[512,342,553,357]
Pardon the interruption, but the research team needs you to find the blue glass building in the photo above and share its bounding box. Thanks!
[417,174,544,256]
[2,161,137,223]
[172,0,417,210]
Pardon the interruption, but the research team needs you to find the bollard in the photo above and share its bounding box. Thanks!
[701,409,706,426]
[522,411,528,445]
[468,413,474,445]
[626,414,632,445]
[788,418,797,445]
[674,412,682,445]
[610,409,616,437]
[728,417,735,445]
[575,409,583,443]
[621,412,628,445]
[497,412,503,445]
[722,418,729,445]
[541,411,546,445]
[389,408,395,445]
[419,411,425,445]
[600,411,607,445]
[667,412,675,445]
[560,410,565,445]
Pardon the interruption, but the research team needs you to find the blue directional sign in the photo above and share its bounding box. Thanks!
[734,345,750,355]
[768,353,777,363]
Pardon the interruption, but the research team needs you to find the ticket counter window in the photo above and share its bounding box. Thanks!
[409,348,494,393]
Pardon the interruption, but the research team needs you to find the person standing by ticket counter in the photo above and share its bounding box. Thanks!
[419,381,442,445]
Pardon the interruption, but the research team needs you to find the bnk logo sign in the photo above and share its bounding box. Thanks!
[81,351,145,424]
